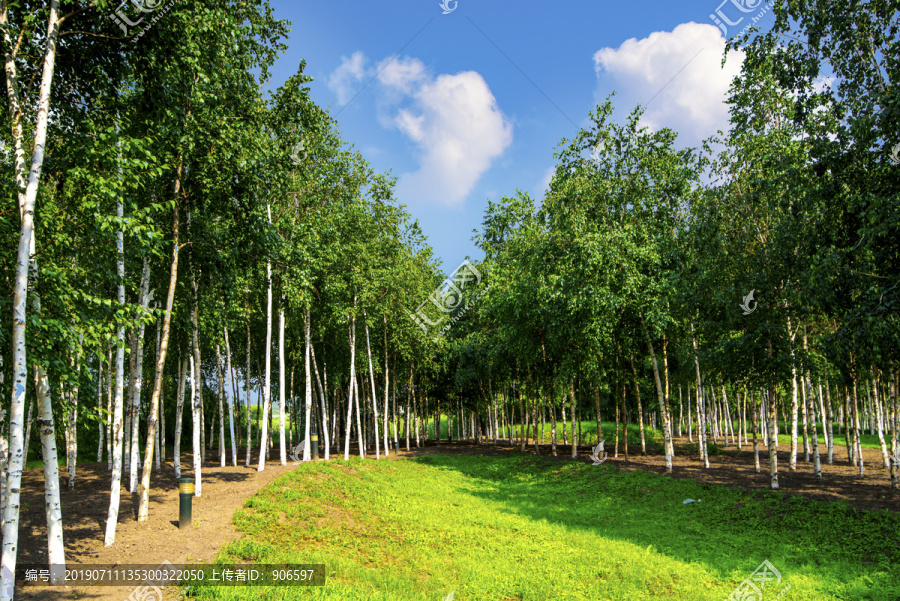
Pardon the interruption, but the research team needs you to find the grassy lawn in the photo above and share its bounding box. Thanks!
[174,452,900,600]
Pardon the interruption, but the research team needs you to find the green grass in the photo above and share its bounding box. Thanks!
[174,452,900,600]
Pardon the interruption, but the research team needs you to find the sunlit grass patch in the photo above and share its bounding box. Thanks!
[180,453,900,600]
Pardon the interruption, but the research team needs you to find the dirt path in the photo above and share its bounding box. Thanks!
[16,454,300,601]
[13,436,899,599]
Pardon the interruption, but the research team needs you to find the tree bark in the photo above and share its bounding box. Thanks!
[174,352,186,479]
[223,328,237,466]
[310,340,330,460]
[278,299,287,465]
[104,191,127,548]
[215,345,227,467]
[344,309,358,460]
[257,202,274,471]
[129,258,151,493]
[190,354,201,496]
[363,310,381,459]
[644,325,673,472]
[302,307,312,461]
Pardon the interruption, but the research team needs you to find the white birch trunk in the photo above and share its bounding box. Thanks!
[223,328,237,466]
[344,312,358,460]
[104,194,126,547]
[258,204,274,471]
[65,351,79,489]
[106,345,113,469]
[310,341,330,460]
[22,402,32,466]
[363,311,381,460]
[690,323,708,468]
[245,318,252,467]
[129,258,151,493]
[302,307,312,461]
[96,356,105,462]
[787,317,799,471]
[279,302,287,465]
[34,357,65,583]
[2,0,62,588]
[216,345,227,467]
[873,370,889,467]
[174,353,186,479]
[382,316,390,457]
[190,355,201,496]
[644,326,672,472]
[138,186,181,522]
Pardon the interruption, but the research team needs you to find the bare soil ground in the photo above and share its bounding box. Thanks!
[13,435,899,600]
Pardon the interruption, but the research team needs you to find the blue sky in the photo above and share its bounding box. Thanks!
[265,0,777,273]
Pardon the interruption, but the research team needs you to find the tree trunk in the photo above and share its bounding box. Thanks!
[223,328,237,466]
[190,355,201,496]
[872,370,889,467]
[35,352,65,584]
[644,325,673,472]
[174,353,186,479]
[851,375,864,476]
[405,365,412,451]
[256,202,274,471]
[550,386,557,457]
[215,345,227,467]
[245,317,253,467]
[64,352,80,490]
[767,340,779,489]
[363,310,381,459]
[310,340,330,460]
[691,323,708,468]
[303,307,312,461]
[96,356,105,463]
[889,365,899,489]
[382,316,390,457]
[344,310,358,460]
[2,2,63,589]
[103,192,127,548]
[278,300,287,465]
[752,389,760,473]
[570,380,577,458]
[129,258,151,493]
[629,354,647,455]
[620,373,628,462]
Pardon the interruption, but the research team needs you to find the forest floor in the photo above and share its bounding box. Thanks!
[13,434,899,600]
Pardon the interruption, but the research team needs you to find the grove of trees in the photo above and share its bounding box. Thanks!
[0,1,896,600]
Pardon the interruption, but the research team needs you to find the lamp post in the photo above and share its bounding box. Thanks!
[179,477,194,529]
[311,423,319,460]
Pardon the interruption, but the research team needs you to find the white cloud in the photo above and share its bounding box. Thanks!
[326,53,512,208]
[376,55,427,94]
[593,22,744,147]
[393,70,513,208]
[327,51,368,105]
